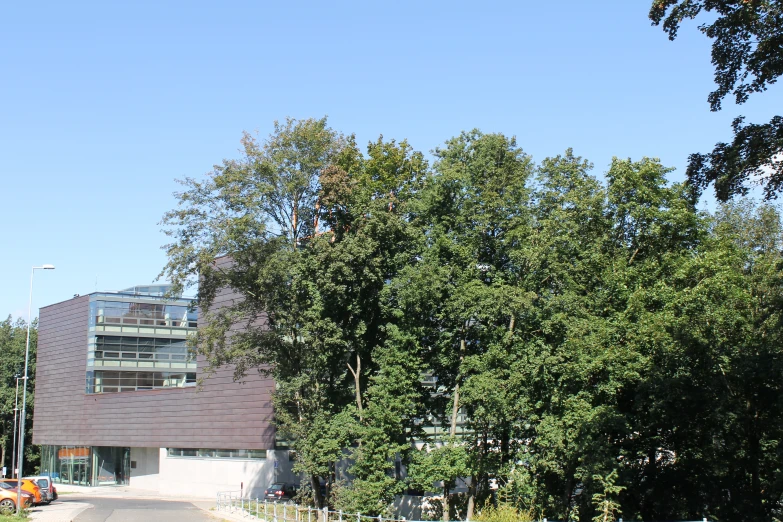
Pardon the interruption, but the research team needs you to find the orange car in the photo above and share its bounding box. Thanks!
[0,479,42,505]
[0,482,33,512]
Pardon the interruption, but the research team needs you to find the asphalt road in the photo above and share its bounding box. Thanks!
[72,496,220,522]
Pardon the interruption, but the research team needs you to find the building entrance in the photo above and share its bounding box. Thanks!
[40,445,130,486]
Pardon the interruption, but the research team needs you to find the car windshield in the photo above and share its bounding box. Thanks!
[269,484,284,491]
[36,479,49,488]
[0,482,12,490]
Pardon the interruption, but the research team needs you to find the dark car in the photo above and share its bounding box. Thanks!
[264,483,297,501]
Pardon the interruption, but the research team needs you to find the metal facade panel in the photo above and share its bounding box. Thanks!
[32,289,275,449]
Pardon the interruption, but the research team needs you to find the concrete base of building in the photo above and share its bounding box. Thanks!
[42,446,296,500]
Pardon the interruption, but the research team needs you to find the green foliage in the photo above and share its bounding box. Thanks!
[473,502,534,522]
[0,318,37,473]
[650,1,783,200]
[162,118,783,520]
[591,470,624,522]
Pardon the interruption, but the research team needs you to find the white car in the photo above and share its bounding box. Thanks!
[23,476,55,504]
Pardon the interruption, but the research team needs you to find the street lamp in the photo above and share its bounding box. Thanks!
[17,265,54,513]
[11,375,20,479]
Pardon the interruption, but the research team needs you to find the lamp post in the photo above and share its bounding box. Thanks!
[11,375,20,478]
[17,265,54,514]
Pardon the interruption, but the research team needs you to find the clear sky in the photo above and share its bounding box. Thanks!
[1,1,781,320]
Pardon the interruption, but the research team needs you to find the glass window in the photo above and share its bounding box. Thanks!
[90,370,202,393]
[168,448,266,459]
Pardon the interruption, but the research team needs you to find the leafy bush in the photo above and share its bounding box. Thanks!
[473,503,534,522]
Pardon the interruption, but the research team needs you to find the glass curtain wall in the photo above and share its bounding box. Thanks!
[40,446,130,486]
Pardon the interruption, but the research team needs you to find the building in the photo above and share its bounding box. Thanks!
[32,284,294,498]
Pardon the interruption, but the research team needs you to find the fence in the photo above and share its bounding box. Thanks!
[215,492,711,522]
[216,492,410,522]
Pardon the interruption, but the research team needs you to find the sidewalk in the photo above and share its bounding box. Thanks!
[193,501,248,522]
[26,483,226,522]
[27,499,92,522]
[50,482,214,502]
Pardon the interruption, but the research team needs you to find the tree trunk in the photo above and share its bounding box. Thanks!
[442,485,450,522]
[748,426,762,518]
[641,444,657,520]
[292,200,299,246]
[466,475,477,520]
[449,383,460,438]
[450,338,466,437]
[347,354,362,422]
[562,474,574,521]
[314,199,320,235]
[311,474,324,508]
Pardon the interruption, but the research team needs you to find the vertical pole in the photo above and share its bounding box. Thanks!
[17,267,35,514]
[339,510,343,522]
[10,378,18,478]
[323,506,328,522]
[257,498,259,518]
[284,502,287,521]
[274,499,278,522]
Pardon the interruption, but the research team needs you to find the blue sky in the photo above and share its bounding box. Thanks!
[1,1,781,319]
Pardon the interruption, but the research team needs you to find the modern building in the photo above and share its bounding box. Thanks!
[32,284,294,498]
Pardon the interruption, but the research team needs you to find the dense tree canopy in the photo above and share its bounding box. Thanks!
[650,0,783,201]
[0,317,37,475]
[162,118,783,521]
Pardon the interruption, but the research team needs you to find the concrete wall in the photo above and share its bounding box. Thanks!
[129,447,160,491]
[157,448,296,498]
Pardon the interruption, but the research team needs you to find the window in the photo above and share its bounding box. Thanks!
[89,335,196,371]
[167,448,266,459]
[90,371,198,393]
[93,300,197,328]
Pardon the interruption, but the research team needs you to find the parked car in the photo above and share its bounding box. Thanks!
[24,476,55,504]
[264,482,297,501]
[0,482,33,513]
[0,479,42,505]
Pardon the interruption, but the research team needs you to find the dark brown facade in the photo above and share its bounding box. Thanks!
[32,290,275,449]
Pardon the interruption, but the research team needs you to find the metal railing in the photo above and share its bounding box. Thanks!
[216,492,712,522]
[216,492,409,522]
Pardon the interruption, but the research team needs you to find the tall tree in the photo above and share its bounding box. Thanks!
[161,117,353,507]
[650,0,783,200]
[657,202,783,521]
[0,317,37,474]
[400,130,535,519]
[160,119,428,510]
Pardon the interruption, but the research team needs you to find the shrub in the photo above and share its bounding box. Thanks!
[473,503,534,522]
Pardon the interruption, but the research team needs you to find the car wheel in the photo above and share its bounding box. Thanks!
[0,498,15,514]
